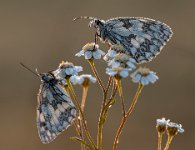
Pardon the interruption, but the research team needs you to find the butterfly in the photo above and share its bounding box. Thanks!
[20,63,76,144]
[74,17,173,63]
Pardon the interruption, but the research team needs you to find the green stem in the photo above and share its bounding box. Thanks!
[113,84,144,150]
[67,79,97,150]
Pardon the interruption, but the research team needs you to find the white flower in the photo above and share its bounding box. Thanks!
[103,49,118,61]
[156,118,170,133]
[156,118,170,126]
[75,43,105,60]
[103,44,126,61]
[107,53,136,70]
[167,122,184,134]
[53,61,83,79]
[70,74,96,86]
[106,66,131,78]
[131,67,159,85]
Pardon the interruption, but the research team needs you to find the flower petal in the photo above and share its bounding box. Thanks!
[84,51,93,59]
[75,50,84,57]
[141,76,149,85]
[119,70,129,78]
[93,51,101,59]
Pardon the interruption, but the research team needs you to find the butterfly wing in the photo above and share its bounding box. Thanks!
[104,17,173,63]
[37,82,76,144]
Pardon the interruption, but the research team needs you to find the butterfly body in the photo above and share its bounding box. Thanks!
[87,17,173,63]
[37,73,76,144]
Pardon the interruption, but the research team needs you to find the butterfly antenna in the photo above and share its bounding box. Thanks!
[73,16,96,21]
[20,62,40,77]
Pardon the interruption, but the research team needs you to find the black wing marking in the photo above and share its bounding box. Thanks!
[104,17,173,63]
[37,82,76,144]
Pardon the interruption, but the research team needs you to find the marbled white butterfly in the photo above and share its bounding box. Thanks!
[20,63,76,144]
[74,17,173,63]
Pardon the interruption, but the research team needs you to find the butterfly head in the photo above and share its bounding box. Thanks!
[88,18,104,28]
[40,73,55,83]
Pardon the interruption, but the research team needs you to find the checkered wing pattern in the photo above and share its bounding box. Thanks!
[37,82,76,144]
[104,17,173,63]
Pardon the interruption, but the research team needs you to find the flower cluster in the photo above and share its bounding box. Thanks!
[53,61,96,88]
[104,45,138,79]
[70,74,97,86]
[75,43,105,60]
[131,67,159,85]
[156,117,184,135]
[53,61,83,79]
[103,44,126,61]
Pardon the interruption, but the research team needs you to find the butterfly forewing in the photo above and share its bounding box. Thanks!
[37,74,76,144]
[102,17,173,63]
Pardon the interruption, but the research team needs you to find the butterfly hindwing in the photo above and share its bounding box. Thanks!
[100,17,173,63]
[37,75,76,144]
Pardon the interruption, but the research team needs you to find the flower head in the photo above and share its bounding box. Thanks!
[53,61,83,79]
[107,53,136,70]
[103,44,126,61]
[166,122,184,136]
[106,66,131,79]
[70,74,96,87]
[156,118,170,133]
[75,43,105,60]
[131,67,159,85]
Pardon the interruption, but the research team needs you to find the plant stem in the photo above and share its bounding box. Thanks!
[164,135,173,150]
[88,60,105,93]
[158,132,163,150]
[116,79,126,117]
[81,86,89,112]
[79,86,89,150]
[63,84,84,149]
[103,76,113,106]
[88,60,109,150]
[97,78,116,150]
[66,79,97,150]
[113,84,144,150]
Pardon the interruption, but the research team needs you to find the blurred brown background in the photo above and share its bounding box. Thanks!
[0,0,194,149]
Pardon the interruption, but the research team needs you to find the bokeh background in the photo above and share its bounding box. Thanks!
[0,0,194,149]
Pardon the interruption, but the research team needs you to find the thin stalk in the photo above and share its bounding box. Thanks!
[97,79,116,150]
[164,135,173,150]
[116,79,126,117]
[158,132,163,150]
[64,84,84,149]
[81,86,89,112]
[66,79,97,150]
[79,86,89,150]
[88,60,105,93]
[73,121,82,137]
[113,84,144,150]
[103,76,113,106]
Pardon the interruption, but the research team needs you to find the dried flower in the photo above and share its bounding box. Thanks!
[75,43,105,60]
[131,67,158,85]
[53,61,83,79]
[70,74,96,86]
[156,118,170,133]
[166,122,184,136]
